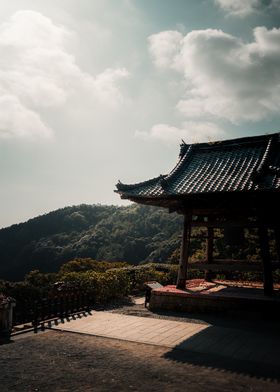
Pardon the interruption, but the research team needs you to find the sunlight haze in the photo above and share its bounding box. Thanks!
[1,0,280,227]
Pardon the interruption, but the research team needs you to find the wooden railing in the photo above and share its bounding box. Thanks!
[188,259,280,272]
[13,284,94,332]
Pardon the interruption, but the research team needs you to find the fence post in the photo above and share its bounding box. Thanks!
[32,300,39,333]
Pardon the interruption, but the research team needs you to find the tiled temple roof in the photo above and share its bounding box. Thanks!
[116,132,280,201]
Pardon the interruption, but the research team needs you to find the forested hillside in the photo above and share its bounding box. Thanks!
[0,204,183,280]
[1,203,276,282]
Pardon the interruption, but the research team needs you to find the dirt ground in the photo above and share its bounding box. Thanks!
[0,329,279,392]
[2,294,280,392]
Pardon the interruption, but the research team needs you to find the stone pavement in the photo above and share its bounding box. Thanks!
[51,310,280,367]
[52,312,208,347]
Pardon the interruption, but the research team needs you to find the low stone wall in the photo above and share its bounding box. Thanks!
[0,297,16,337]
[149,289,280,319]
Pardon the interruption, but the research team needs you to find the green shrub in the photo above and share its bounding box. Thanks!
[3,263,279,309]
[59,258,130,274]
[60,268,131,304]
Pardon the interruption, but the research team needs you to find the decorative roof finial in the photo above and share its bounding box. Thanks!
[179,139,188,157]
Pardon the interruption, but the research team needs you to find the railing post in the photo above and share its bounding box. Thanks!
[32,300,39,333]
[59,296,64,319]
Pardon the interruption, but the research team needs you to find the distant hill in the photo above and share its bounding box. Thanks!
[0,204,183,280]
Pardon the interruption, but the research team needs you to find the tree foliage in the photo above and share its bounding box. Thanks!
[0,204,182,280]
[0,203,277,281]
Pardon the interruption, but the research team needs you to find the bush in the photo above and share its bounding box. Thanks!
[60,268,131,304]
[59,258,130,274]
[3,262,279,310]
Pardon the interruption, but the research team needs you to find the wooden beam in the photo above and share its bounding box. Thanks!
[189,259,280,270]
[190,220,257,228]
[189,263,263,272]
[176,213,192,289]
[258,225,274,296]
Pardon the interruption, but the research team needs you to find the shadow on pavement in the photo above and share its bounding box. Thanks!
[164,324,280,382]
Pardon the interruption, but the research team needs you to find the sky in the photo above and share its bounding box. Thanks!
[0,0,280,228]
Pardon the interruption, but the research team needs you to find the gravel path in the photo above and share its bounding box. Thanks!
[0,330,279,392]
[1,297,280,391]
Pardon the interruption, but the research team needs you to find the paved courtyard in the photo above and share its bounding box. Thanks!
[1,302,280,391]
[51,310,280,368]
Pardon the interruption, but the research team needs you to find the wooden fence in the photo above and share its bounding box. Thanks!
[13,284,94,332]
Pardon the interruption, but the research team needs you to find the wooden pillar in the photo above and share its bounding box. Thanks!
[258,225,274,296]
[205,226,214,281]
[275,228,280,262]
[176,213,192,289]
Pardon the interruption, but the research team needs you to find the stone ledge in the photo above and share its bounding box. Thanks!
[149,283,280,319]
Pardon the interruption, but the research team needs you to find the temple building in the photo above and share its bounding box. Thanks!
[116,132,280,297]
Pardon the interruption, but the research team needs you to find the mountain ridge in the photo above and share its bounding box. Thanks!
[0,203,182,280]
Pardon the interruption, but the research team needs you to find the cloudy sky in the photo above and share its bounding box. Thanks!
[1,0,280,228]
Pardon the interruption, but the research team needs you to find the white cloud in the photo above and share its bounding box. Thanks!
[0,11,129,140]
[148,26,280,124]
[148,30,182,69]
[214,0,260,17]
[0,95,52,140]
[214,0,280,17]
[93,68,130,108]
[135,122,225,144]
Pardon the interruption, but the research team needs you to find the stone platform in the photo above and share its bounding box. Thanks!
[149,279,280,318]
